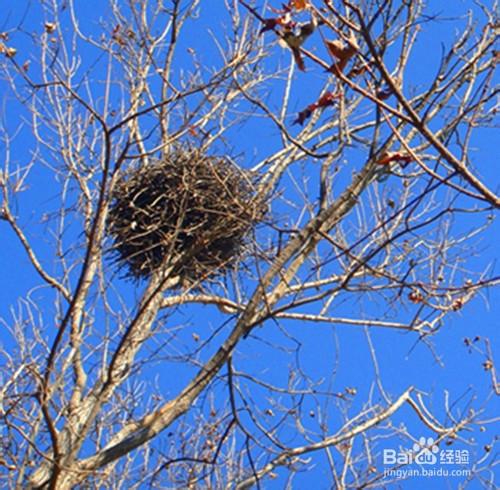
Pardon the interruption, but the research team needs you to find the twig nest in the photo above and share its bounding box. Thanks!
[108,149,265,282]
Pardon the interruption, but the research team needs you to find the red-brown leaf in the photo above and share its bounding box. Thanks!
[376,87,393,100]
[293,92,340,125]
[269,3,292,14]
[260,13,294,34]
[293,107,314,125]
[376,151,413,167]
[289,0,310,11]
[325,37,358,77]
[408,291,424,303]
[325,39,346,59]
[291,47,305,71]
[316,91,341,108]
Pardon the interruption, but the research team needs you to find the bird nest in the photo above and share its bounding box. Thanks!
[108,149,265,283]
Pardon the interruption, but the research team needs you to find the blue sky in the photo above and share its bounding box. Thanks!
[0,1,498,488]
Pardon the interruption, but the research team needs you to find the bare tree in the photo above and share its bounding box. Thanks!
[0,0,498,488]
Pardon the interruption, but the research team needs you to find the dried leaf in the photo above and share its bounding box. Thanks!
[325,36,359,77]
[260,13,294,34]
[289,0,310,11]
[44,22,57,33]
[269,3,293,14]
[325,39,346,59]
[348,64,367,78]
[316,91,341,107]
[270,0,310,12]
[345,386,357,396]
[293,107,313,125]
[408,290,424,303]
[260,18,279,33]
[260,18,278,34]
[4,46,17,58]
[451,298,464,311]
[376,87,393,100]
[291,46,305,71]
[376,151,413,167]
[293,91,340,125]
[483,359,493,371]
